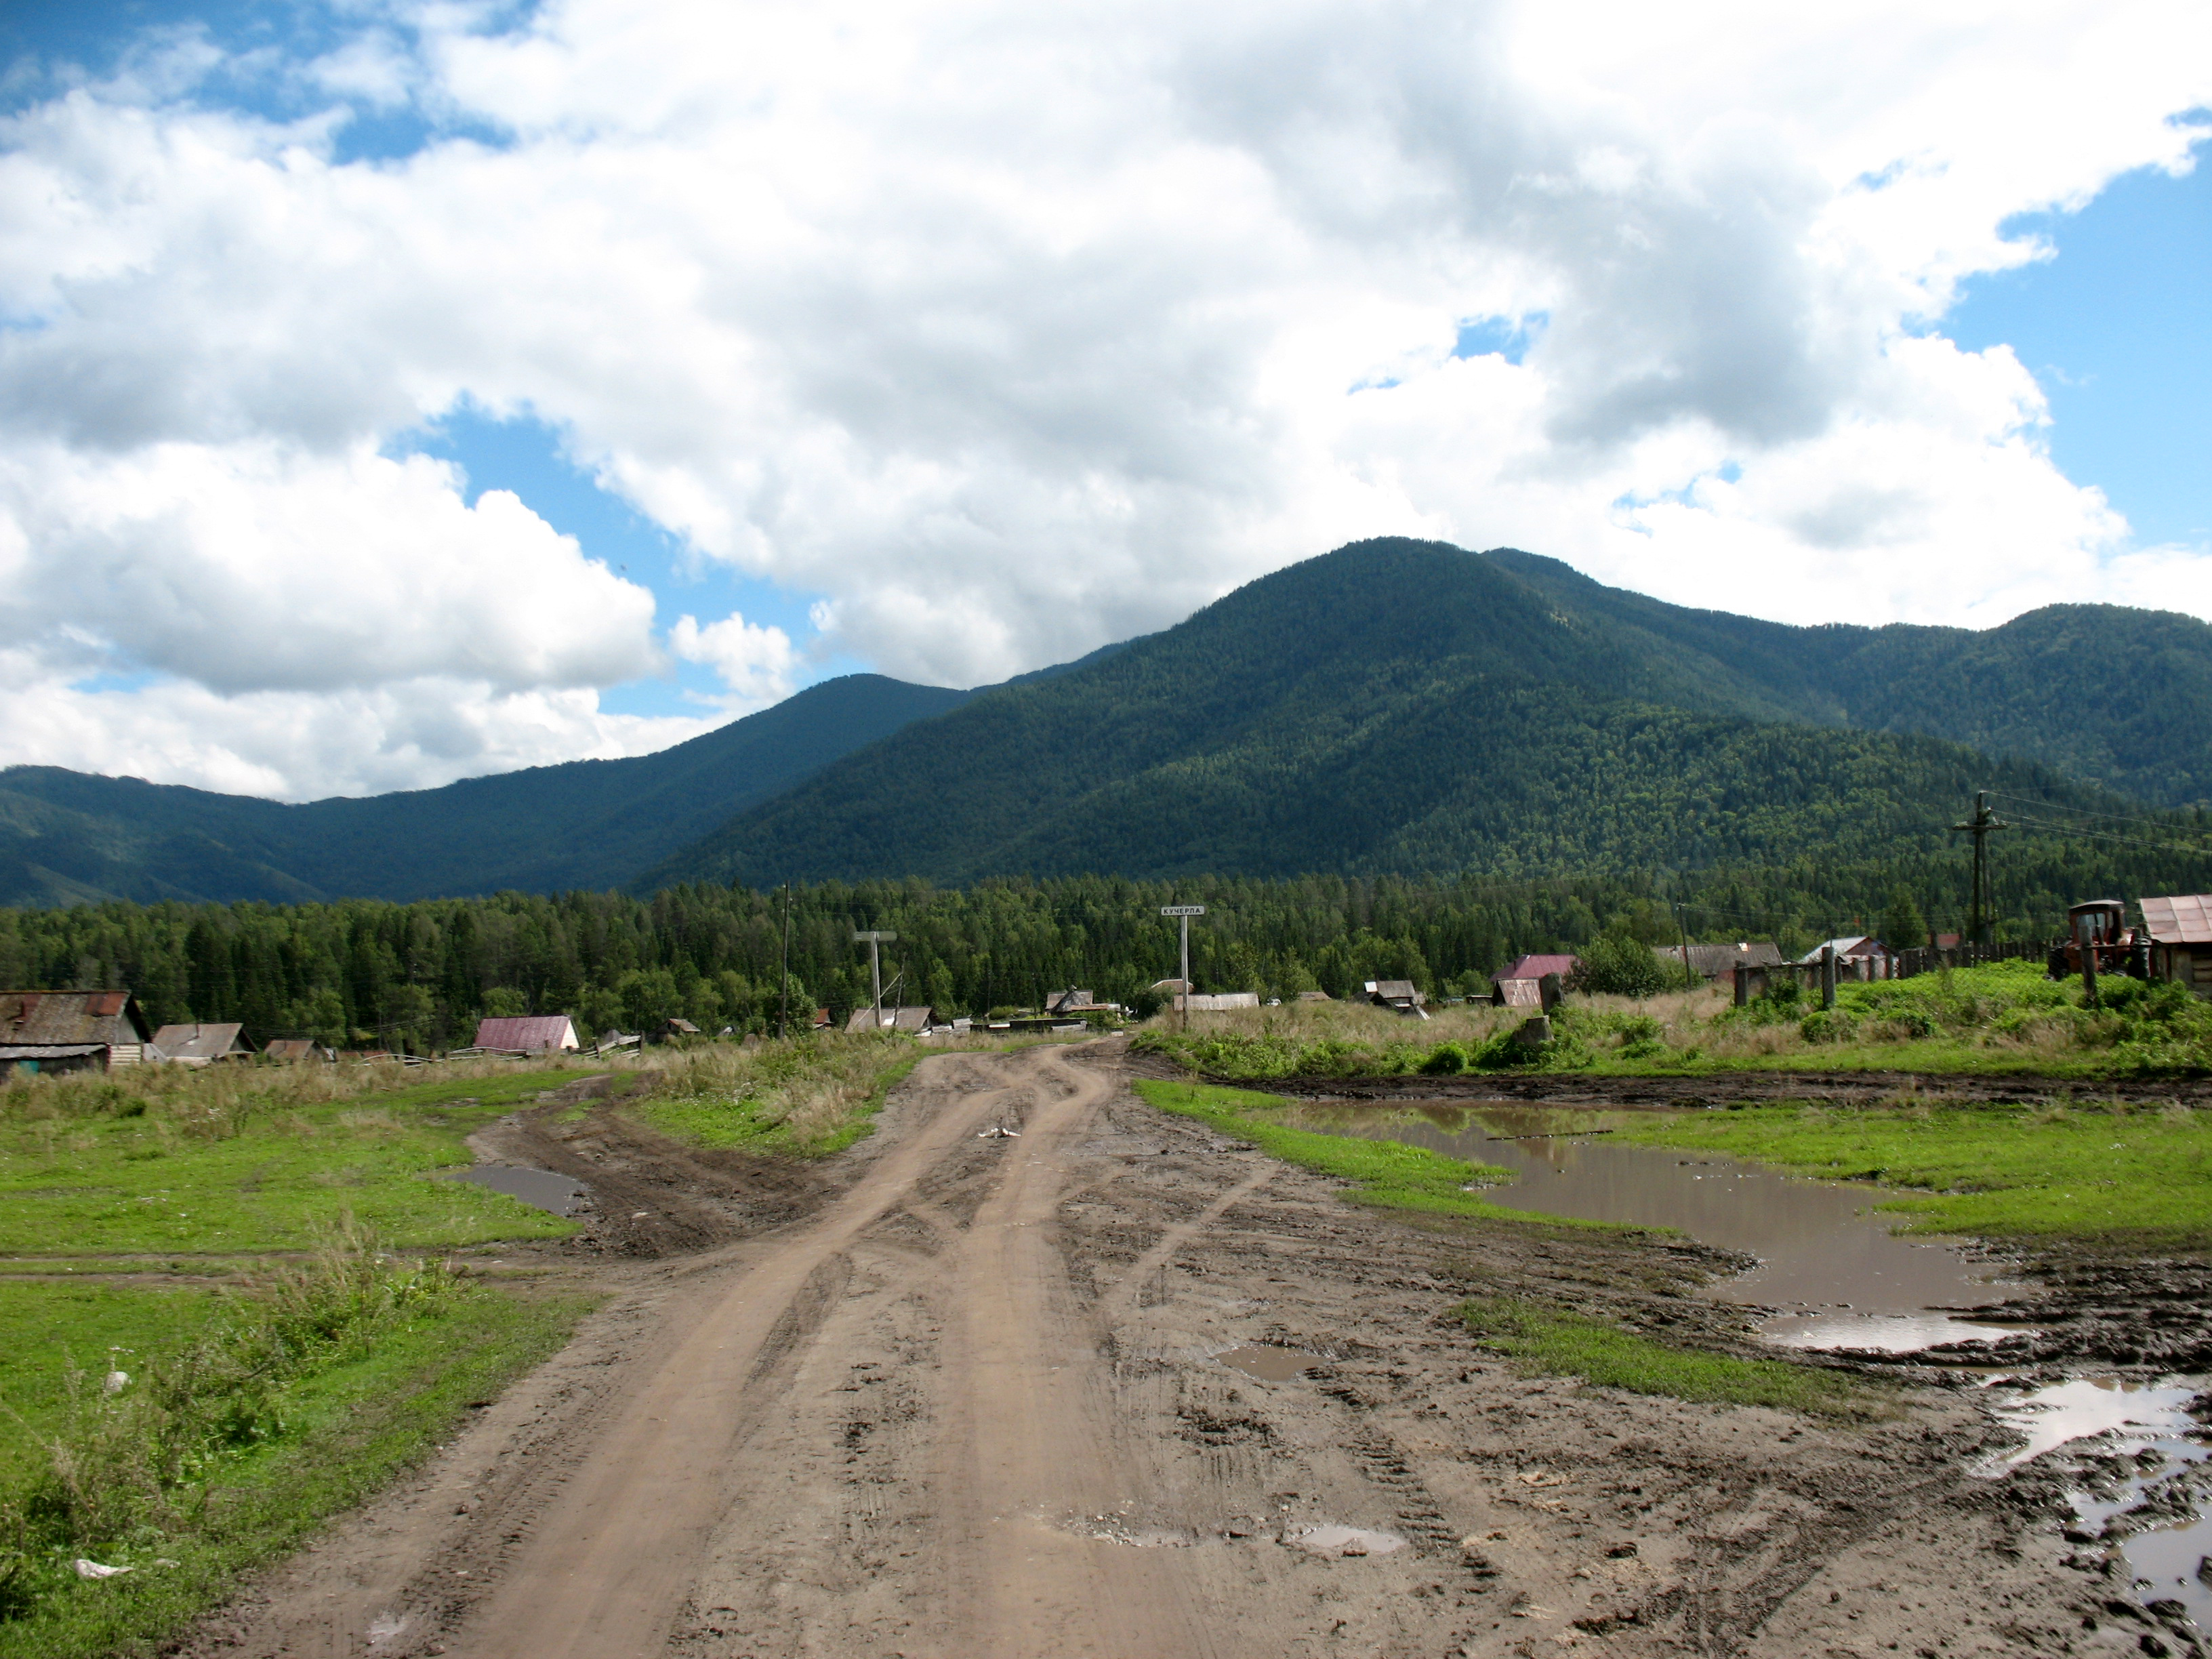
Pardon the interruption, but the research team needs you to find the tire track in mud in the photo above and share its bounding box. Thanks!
[181,1040,2123,1659]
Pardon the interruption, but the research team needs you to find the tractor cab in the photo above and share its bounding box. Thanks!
[2068,899,2126,946]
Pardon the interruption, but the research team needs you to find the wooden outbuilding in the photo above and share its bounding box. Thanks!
[2139,895,2212,996]
[151,1023,256,1065]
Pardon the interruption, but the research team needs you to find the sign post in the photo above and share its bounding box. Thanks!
[853,931,897,1029]
[1160,906,1205,1019]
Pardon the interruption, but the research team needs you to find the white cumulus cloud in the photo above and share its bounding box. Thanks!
[0,0,2206,796]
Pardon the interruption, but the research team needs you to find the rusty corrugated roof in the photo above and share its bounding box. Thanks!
[2140,895,2212,946]
[0,989,150,1046]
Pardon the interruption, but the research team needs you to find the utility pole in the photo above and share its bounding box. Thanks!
[2075,909,2101,1009]
[777,883,793,1040]
[1162,905,1205,1023]
[1674,903,1692,987]
[1951,790,2005,954]
[854,930,897,1028]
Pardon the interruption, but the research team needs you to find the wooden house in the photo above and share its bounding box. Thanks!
[0,990,152,1075]
[2139,895,2212,996]
[151,1023,256,1065]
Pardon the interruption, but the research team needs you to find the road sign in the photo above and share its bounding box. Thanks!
[1159,906,1206,917]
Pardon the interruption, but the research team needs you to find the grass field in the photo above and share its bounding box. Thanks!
[1136,962,2212,1081]
[1614,1094,2212,1248]
[1133,1080,1643,1230]
[1456,1296,1868,1417]
[0,1054,619,1652]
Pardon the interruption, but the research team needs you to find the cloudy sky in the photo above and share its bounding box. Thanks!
[2,0,2207,801]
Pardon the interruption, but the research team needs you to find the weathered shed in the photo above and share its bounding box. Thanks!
[1362,979,1429,1017]
[151,1023,255,1065]
[662,1017,702,1039]
[2139,895,2212,996]
[472,1015,580,1053]
[0,990,152,1075]
[262,1038,327,1062]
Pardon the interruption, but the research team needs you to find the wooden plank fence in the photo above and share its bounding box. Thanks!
[1732,939,2051,1005]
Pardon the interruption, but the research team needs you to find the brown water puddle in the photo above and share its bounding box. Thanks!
[1292,1103,2027,1351]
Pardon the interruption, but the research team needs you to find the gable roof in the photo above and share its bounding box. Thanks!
[1496,954,1579,983]
[1798,937,1884,964]
[1655,943,1786,978]
[2141,895,2212,946]
[151,1023,253,1061]
[263,1039,321,1061]
[0,990,151,1047]
[473,1015,579,1052]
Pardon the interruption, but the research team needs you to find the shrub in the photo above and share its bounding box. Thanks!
[1570,933,1669,999]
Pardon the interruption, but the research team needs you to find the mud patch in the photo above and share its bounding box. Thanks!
[1283,1523,1408,1558]
[1217,1343,1326,1382]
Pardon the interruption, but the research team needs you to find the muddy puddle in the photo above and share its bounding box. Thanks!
[1984,1376,2212,1630]
[445,1164,591,1217]
[1216,1343,1329,1381]
[1290,1102,2025,1351]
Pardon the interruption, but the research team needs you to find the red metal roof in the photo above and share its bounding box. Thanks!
[2140,895,2212,946]
[472,1015,579,1052]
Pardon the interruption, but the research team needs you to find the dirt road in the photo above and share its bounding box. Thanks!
[186,1041,2159,1659]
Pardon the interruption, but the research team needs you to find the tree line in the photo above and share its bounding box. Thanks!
[4,830,2207,1052]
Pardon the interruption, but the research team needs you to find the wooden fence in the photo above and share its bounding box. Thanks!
[1732,939,2053,1005]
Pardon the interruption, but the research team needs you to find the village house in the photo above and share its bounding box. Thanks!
[472,1014,581,1053]
[150,1023,256,1065]
[844,1005,951,1033]
[1491,953,1578,1010]
[2139,895,2212,996]
[262,1038,329,1062]
[1650,942,1786,983]
[1362,979,1429,1017]
[0,990,152,1075]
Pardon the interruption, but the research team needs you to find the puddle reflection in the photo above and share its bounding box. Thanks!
[1290,1103,2026,1351]
[1984,1376,2212,1631]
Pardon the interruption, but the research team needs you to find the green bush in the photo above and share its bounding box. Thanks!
[1569,933,1669,999]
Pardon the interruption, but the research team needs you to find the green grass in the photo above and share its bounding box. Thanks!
[1457,1295,1867,1416]
[0,1069,587,1258]
[1614,1097,2212,1247]
[630,1035,924,1158]
[0,1284,223,1488]
[1138,963,2212,1082]
[1133,1080,1643,1229]
[0,1269,585,1656]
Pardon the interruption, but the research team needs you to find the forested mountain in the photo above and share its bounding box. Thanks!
[649,539,2212,889]
[9,538,2211,909]
[0,673,971,907]
[1486,553,2212,806]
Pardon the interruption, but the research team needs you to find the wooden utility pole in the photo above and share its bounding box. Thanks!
[777,883,793,1040]
[1950,790,2006,951]
[1820,942,1837,1010]
[2076,910,2101,1009]
[854,930,897,1028]
[1162,905,1205,1025]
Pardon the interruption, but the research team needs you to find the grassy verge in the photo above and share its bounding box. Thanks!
[1614,1096,2212,1247]
[628,1034,927,1157]
[0,1232,588,1654]
[0,1067,592,1259]
[1457,1296,1867,1416]
[1133,1080,1641,1229]
[1135,962,2212,1081]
